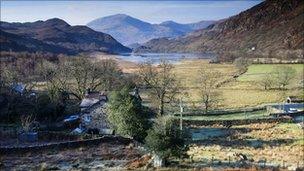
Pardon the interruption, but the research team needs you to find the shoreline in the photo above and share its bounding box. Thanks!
[89,52,211,73]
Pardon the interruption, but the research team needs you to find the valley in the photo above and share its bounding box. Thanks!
[1,0,304,170]
[87,14,216,46]
[134,0,304,61]
[104,55,302,109]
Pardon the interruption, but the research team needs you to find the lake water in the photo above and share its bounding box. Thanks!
[116,53,216,64]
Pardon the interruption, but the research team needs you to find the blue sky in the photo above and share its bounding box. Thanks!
[1,1,262,25]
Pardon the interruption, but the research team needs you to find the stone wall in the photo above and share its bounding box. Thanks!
[178,117,293,127]
[0,135,132,155]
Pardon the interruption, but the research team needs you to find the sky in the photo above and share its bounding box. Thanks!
[0,1,262,25]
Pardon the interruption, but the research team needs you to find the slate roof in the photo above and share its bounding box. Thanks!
[270,103,304,113]
[80,91,107,109]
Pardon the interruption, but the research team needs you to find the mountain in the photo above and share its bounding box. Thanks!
[0,30,72,54]
[159,20,216,33]
[135,0,304,60]
[159,21,193,33]
[0,18,131,54]
[87,14,216,45]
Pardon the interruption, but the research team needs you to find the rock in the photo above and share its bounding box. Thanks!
[234,153,248,161]
[288,165,297,170]
[39,162,48,170]
[126,143,134,149]
[153,155,165,167]
[144,159,154,170]
[126,154,152,169]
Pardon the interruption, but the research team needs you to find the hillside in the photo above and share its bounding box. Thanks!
[135,0,304,60]
[0,30,73,54]
[0,18,131,54]
[87,14,215,45]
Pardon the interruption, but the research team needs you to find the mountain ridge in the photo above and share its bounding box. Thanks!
[0,18,131,55]
[87,14,216,46]
[134,0,304,61]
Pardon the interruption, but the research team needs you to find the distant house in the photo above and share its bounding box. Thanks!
[76,88,142,135]
[267,103,304,117]
[286,96,304,104]
[79,90,112,134]
[81,100,112,134]
[11,83,26,94]
[10,83,37,98]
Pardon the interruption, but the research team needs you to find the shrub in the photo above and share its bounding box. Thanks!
[145,116,188,165]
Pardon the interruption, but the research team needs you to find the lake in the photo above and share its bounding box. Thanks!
[116,53,216,64]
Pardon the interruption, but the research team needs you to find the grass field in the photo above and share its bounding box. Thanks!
[171,60,303,109]
[173,60,238,89]
[114,57,302,110]
[238,64,304,82]
[181,110,269,121]
[188,122,304,169]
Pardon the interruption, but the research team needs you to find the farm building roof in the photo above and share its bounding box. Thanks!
[80,91,107,108]
[286,96,304,103]
[12,83,25,94]
[270,103,304,114]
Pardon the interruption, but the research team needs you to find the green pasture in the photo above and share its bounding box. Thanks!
[179,109,269,121]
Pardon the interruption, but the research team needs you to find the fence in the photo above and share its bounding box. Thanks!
[173,106,266,116]
[177,117,293,127]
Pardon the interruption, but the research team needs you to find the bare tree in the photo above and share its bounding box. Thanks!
[93,59,123,91]
[234,57,251,73]
[67,57,122,99]
[1,57,41,92]
[138,60,179,116]
[39,57,122,100]
[258,73,274,90]
[274,66,296,90]
[38,59,70,100]
[198,67,222,113]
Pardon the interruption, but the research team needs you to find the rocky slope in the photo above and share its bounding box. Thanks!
[0,18,131,54]
[87,14,215,45]
[135,0,304,60]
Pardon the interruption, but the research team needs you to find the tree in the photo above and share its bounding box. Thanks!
[0,57,41,92]
[198,67,222,113]
[96,59,124,91]
[145,116,188,167]
[258,73,274,90]
[39,57,123,100]
[234,57,251,73]
[274,66,296,89]
[138,60,179,116]
[107,87,150,141]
